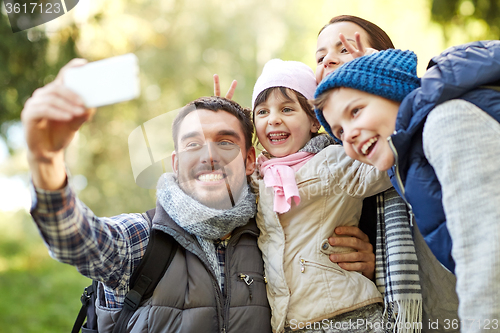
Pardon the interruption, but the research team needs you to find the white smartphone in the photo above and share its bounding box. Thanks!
[63,53,141,108]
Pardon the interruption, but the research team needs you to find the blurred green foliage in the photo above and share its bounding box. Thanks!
[0,210,89,332]
[0,13,79,148]
[431,0,500,39]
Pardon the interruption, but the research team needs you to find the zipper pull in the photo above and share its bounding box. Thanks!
[239,273,254,285]
[300,258,305,273]
[239,274,253,300]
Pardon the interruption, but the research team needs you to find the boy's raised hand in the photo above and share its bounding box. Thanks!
[213,74,237,100]
[339,32,379,59]
[22,59,95,190]
[328,226,376,280]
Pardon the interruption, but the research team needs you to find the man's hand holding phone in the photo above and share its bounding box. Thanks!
[22,54,140,190]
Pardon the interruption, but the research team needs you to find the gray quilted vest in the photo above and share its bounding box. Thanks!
[95,203,272,333]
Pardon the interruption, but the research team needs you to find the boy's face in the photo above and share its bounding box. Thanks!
[322,88,400,171]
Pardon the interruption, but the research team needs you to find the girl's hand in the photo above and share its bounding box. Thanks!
[213,74,237,99]
[328,226,375,280]
[339,32,379,59]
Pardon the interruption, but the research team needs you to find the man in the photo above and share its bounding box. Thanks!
[22,60,271,332]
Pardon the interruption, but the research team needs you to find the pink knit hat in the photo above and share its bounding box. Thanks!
[251,59,317,110]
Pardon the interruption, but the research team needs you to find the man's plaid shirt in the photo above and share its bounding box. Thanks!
[30,182,228,308]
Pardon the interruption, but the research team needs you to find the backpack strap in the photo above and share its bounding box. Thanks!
[111,209,178,333]
[72,280,98,333]
[144,208,156,227]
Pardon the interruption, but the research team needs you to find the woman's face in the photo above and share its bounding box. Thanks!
[315,22,372,84]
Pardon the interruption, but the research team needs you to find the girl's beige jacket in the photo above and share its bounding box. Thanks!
[253,145,392,332]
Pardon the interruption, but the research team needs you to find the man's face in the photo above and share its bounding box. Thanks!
[172,109,255,209]
[322,88,400,171]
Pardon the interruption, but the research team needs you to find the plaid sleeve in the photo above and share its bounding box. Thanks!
[30,180,151,307]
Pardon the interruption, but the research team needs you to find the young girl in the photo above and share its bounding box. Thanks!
[251,58,392,333]
[313,41,500,331]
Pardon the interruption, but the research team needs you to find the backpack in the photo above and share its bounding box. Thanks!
[71,208,178,333]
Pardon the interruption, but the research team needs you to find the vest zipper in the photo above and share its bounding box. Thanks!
[388,136,415,226]
[222,227,260,332]
[192,236,225,332]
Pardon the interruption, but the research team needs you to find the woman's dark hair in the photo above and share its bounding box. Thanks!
[319,15,394,50]
[252,87,319,146]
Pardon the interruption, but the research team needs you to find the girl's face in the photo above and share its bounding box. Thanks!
[254,89,318,158]
[315,22,372,84]
[321,88,400,171]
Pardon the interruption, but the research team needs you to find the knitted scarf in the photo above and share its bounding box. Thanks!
[375,188,422,333]
[259,152,314,213]
[156,173,256,288]
[258,134,336,214]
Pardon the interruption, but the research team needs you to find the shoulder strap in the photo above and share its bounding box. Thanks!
[112,209,178,333]
[72,280,98,333]
[144,208,156,227]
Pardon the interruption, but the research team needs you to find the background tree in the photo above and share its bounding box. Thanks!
[431,0,499,40]
[0,13,79,149]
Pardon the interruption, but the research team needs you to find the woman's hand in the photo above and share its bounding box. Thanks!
[213,74,237,99]
[328,226,375,280]
[339,32,379,59]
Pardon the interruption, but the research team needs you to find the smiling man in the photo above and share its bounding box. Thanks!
[22,60,272,333]
[171,104,253,210]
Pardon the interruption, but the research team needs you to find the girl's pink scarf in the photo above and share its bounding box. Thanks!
[258,152,314,214]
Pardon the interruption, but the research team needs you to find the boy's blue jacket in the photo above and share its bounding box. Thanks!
[388,40,500,273]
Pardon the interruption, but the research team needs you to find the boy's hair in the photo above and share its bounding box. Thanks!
[253,87,320,146]
[172,96,254,152]
[319,15,395,51]
[313,49,420,142]
[313,90,332,116]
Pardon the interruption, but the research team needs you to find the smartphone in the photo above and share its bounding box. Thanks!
[63,53,140,108]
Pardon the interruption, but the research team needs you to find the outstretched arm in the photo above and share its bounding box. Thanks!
[22,59,94,190]
[24,60,150,302]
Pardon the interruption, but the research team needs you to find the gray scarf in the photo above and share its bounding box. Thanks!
[375,189,422,332]
[156,173,256,288]
[298,133,337,153]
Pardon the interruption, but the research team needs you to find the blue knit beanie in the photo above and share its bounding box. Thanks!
[314,49,420,142]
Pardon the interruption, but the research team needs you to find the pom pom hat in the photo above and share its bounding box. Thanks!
[252,59,317,110]
[314,49,421,141]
